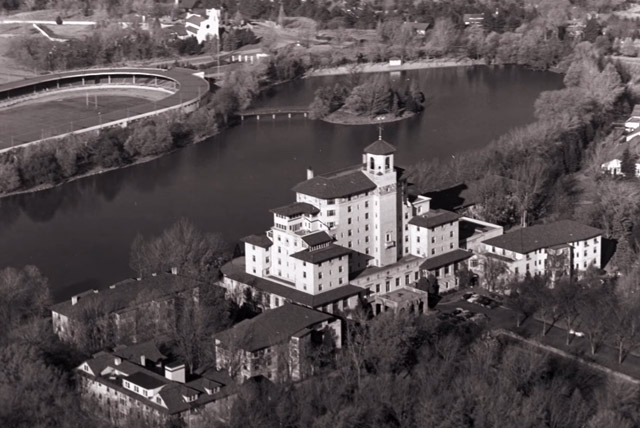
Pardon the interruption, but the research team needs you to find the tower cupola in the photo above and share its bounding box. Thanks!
[363,137,396,176]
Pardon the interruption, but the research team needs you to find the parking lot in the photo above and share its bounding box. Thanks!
[436,290,521,330]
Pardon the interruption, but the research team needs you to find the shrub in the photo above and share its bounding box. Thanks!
[55,16,63,25]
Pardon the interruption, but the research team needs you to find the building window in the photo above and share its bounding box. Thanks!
[450,243,454,249]
[417,236,420,243]
[339,278,343,285]
[328,199,335,205]
[450,231,453,238]
[365,201,369,208]
[365,213,369,219]
[303,272,306,278]
[319,272,323,279]
[385,281,390,292]
[415,272,419,280]
[339,266,343,273]
[348,229,352,236]
[348,218,352,225]
[327,210,336,216]
[365,225,369,231]
[319,284,323,291]
[395,278,400,287]
[431,249,435,255]
[348,241,352,248]
[444,266,450,275]
[376,284,380,293]
[348,206,352,213]
[252,255,256,262]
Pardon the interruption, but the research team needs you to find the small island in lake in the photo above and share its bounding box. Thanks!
[308,74,425,125]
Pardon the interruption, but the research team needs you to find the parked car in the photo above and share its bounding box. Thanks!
[467,294,481,303]
[461,292,473,301]
[470,313,489,324]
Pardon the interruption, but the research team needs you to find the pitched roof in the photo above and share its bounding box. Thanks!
[221,258,364,307]
[216,304,335,352]
[127,371,167,390]
[420,249,473,271]
[409,209,460,229]
[241,234,273,249]
[186,14,205,26]
[301,231,333,247]
[51,274,202,319]
[270,202,320,217]
[180,0,200,9]
[292,167,376,199]
[290,243,351,264]
[482,220,602,254]
[114,340,166,364]
[364,139,397,155]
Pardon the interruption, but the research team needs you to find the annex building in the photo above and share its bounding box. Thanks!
[221,138,496,313]
[481,220,603,280]
[76,339,234,426]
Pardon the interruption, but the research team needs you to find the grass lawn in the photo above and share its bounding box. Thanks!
[0,90,165,147]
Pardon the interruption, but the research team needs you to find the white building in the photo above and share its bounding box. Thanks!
[221,138,503,312]
[76,340,233,426]
[481,220,602,281]
[185,8,220,43]
[601,158,640,177]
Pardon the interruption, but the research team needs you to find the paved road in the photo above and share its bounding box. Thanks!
[437,290,640,381]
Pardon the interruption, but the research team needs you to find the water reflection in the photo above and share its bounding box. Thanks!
[0,66,563,301]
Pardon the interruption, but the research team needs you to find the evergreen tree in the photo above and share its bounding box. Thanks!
[621,148,637,178]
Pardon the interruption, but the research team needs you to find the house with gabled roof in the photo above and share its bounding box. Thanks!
[76,339,235,426]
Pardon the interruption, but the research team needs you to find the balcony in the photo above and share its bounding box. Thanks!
[385,241,396,249]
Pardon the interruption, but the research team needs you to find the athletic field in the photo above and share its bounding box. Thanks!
[0,89,167,149]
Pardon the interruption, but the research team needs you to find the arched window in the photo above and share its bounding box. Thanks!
[369,157,375,170]
[385,156,390,169]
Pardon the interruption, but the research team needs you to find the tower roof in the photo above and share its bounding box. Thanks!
[364,139,397,156]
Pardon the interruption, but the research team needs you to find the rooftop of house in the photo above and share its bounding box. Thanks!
[78,341,233,415]
[300,231,334,247]
[215,303,335,353]
[127,371,167,390]
[364,138,397,156]
[270,202,319,218]
[113,340,167,365]
[51,273,202,319]
[242,234,273,249]
[409,209,460,229]
[482,220,602,255]
[420,249,473,271]
[221,257,364,308]
[292,165,377,199]
[376,286,429,304]
[290,243,351,265]
[186,14,205,25]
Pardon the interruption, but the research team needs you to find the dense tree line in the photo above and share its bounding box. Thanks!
[409,42,640,272]
[0,108,216,196]
[0,265,106,428]
[200,308,640,428]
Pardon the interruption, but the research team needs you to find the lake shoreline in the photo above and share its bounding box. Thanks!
[321,110,418,125]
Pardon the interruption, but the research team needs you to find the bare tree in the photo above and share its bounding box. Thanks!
[482,255,508,292]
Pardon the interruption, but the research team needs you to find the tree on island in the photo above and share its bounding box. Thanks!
[309,74,425,120]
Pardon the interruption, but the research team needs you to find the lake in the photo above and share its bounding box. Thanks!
[0,65,563,301]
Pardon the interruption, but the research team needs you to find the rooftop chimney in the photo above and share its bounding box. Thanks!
[140,354,146,367]
[114,357,122,366]
[171,266,178,275]
[307,167,314,180]
[71,295,79,305]
[165,362,186,383]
